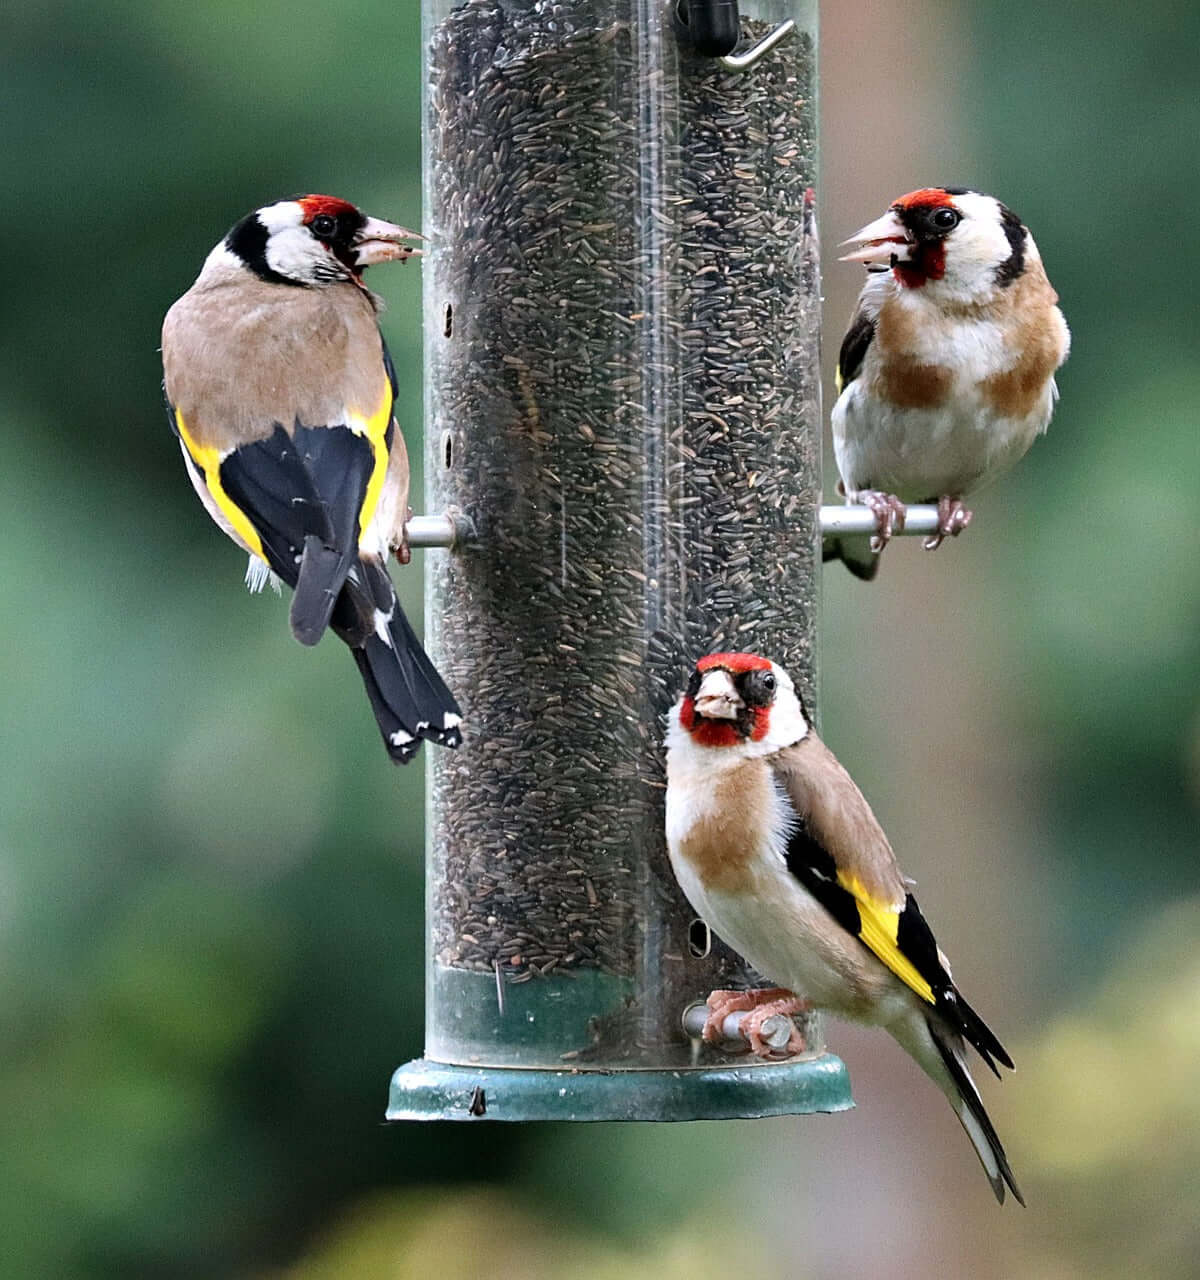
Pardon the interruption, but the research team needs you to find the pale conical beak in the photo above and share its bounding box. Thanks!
[353,216,423,267]
[838,209,910,265]
[694,670,744,720]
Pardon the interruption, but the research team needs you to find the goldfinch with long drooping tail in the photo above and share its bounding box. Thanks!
[665,652,1021,1203]
[827,187,1069,579]
[162,195,461,762]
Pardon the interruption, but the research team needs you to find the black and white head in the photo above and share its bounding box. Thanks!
[839,187,1031,301]
[215,194,420,287]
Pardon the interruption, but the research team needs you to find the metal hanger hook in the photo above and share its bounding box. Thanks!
[720,17,796,69]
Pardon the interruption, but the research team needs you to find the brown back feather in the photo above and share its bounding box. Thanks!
[772,735,908,907]
[162,269,389,450]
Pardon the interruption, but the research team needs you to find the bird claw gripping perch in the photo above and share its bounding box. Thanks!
[858,490,908,553]
[702,988,808,1058]
[923,497,973,550]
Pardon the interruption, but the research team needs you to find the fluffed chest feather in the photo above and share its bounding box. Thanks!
[833,286,1064,498]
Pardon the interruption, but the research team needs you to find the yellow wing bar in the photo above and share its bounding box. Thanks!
[174,408,265,560]
[838,871,936,1005]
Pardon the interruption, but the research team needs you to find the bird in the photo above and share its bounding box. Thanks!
[162,195,462,763]
[665,651,1022,1204]
[826,186,1070,579]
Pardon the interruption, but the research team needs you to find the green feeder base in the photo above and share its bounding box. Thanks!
[387,1055,853,1122]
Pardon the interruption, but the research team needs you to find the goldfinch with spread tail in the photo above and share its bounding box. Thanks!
[827,187,1069,579]
[162,196,462,762]
[665,653,1021,1203]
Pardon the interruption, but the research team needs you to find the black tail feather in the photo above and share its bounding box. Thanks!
[341,558,461,764]
[930,1019,1024,1206]
[953,991,1016,1077]
[290,535,357,646]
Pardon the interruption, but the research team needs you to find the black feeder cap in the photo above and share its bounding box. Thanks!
[674,0,741,57]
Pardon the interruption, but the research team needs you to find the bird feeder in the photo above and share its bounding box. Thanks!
[388,0,852,1120]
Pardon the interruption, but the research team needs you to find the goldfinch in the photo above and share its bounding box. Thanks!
[828,187,1069,579]
[665,652,1021,1204]
[162,195,462,762]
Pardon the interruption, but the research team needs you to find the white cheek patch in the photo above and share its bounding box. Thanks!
[753,663,808,753]
[264,225,328,281]
[759,695,806,752]
[941,193,1014,294]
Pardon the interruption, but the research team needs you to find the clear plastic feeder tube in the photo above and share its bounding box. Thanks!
[393,0,849,1118]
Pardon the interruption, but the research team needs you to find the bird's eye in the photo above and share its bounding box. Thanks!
[930,207,961,231]
[743,669,777,705]
[311,214,338,239]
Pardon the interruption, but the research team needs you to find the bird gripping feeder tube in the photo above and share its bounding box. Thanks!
[390,0,851,1121]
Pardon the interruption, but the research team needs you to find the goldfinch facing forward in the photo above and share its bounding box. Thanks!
[829,187,1069,578]
[162,196,462,762]
[665,653,1021,1204]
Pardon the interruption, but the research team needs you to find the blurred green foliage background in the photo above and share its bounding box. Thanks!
[2,0,1197,1275]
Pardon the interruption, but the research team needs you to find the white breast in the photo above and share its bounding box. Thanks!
[833,378,1051,501]
[665,760,880,1015]
[832,279,1057,501]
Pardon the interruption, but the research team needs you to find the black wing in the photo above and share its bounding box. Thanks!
[836,309,876,392]
[218,419,387,645]
[783,819,1013,1076]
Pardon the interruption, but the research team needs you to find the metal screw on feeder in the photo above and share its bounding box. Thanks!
[388,0,852,1123]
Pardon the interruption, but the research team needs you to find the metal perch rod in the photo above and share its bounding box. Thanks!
[405,513,463,547]
[681,1002,797,1051]
[818,504,946,537]
[405,506,948,548]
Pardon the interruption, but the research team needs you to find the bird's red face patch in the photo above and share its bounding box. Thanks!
[888,189,960,288]
[681,653,774,746]
[892,187,956,212]
[696,652,772,675]
[298,194,361,224]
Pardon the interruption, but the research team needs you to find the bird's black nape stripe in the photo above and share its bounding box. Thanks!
[225,213,304,287]
[994,203,1027,287]
[939,185,972,196]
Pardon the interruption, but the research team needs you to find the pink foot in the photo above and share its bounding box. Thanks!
[923,496,973,550]
[702,987,809,1058]
[858,490,908,553]
[395,507,413,565]
[742,995,809,1057]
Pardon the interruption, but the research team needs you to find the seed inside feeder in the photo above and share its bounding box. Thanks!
[424,0,820,1069]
